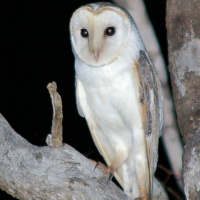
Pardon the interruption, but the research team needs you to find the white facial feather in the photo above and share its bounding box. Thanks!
[70,5,139,66]
[70,3,163,200]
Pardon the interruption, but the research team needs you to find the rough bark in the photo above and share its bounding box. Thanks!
[166,1,200,199]
[0,113,131,200]
[113,0,183,188]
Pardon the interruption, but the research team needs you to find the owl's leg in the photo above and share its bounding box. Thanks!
[105,147,129,182]
[107,151,125,172]
[93,150,128,178]
[93,150,127,177]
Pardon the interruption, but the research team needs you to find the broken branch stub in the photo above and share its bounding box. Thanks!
[46,81,63,147]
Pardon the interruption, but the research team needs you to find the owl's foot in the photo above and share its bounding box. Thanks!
[93,161,111,175]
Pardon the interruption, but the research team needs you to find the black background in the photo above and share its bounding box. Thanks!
[1,0,184,199]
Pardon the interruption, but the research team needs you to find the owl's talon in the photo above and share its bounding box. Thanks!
[107,173,114,184]
[94,161,100,172]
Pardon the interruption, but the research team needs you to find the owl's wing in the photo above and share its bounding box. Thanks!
[137,50,163,135]
[135,50,163,197]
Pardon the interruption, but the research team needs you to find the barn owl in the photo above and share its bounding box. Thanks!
[70,2,163,200]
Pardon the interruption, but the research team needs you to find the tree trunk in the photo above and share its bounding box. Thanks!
[166,1,200,199]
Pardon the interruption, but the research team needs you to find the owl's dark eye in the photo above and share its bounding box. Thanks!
[105,27,116,36]
[81,29,89,38]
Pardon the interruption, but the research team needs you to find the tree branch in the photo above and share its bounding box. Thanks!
[0,113,132,200]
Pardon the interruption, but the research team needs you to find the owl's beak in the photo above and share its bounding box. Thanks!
[89,44,102,62]
[94,51,101,61]
[89,32,103,62]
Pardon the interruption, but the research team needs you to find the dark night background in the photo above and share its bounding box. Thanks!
[1,1,184,199]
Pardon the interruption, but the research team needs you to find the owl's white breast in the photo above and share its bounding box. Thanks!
[75,42,144,152]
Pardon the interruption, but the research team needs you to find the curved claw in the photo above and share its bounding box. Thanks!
[107,173,114,184]
[94,161,101,172]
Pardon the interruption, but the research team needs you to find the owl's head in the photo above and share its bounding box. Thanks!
[70,3,133,67]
